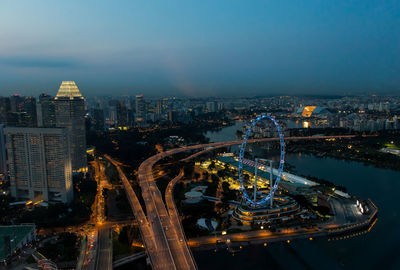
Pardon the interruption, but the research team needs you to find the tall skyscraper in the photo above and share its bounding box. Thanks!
[135,94,146,122]
[206,101,217,113]
[0,124,7,181]
[54,81,87,172]
[10,94,24,113]
[168,109,176,122]
[4,96,37,127]
[5,127,73,203]
[156,99,163,115]
[22,97,37,127]
[116,101,128,127]
[91,109,105,131]
[39,93,56,127]
[0,98,11,124]
[36,103,43,127]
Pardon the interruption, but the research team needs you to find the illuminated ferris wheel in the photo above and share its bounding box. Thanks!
[238,114,285,206]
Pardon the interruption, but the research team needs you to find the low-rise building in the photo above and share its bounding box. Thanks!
[0,224,36,262]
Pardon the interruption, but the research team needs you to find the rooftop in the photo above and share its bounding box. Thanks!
[0,224,35,260]
[296,106,330,117]
[55,81,84,100]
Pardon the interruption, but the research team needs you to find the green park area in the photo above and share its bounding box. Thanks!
[384,143,400,150]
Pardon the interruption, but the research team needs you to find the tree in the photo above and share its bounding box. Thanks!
[209,161,216,170]
[183,162,194,178]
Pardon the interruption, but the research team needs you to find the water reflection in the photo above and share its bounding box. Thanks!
[200,124,400,270]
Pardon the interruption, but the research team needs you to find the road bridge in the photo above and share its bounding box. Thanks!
[109,135,360,269]
[113,252,147,268]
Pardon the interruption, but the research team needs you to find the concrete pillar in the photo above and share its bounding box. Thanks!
[254,158,259,202]
[270,160,274,208]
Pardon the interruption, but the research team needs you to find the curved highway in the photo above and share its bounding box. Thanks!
[110,135,359,270]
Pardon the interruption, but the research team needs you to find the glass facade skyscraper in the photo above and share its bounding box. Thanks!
[54,81,87,172]
[39,93,56,128]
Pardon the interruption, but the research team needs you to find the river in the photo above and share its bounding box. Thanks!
[196,121,400,270]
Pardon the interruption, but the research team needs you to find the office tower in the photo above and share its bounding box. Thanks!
[91,109,105,131]
[1,97,35,127]
[107,99,117,126]
[22,97,37,127]
[54,81,87,172]
[394,116,399,130]
[109,106,117,125]
[129,97,136,112]
[116,101,128,127]
[39,94,56,127]
[135,94,146,122]
[156,99,163,115]
[206,101,217,113]
[7,112,30,127]
[10,94,24,112]
[0,98,11,125]
[36,103,43,127]
[0,124,6,180]
[385,119,392,130]
[5,127,73,203]
[168,109,176,122]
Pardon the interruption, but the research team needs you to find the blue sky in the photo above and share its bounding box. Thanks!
[0,0,399,97]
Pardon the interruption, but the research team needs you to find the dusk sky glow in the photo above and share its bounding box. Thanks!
[0,0,399,97]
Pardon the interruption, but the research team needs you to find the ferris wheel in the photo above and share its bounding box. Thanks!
[238,114,285,206]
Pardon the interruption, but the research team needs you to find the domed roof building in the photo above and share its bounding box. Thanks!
[296,106,331,117]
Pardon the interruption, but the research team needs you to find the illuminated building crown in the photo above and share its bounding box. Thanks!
[55,81,84,100]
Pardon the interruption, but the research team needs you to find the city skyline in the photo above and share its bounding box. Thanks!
[1,1,399,96]
[1,2,400,269]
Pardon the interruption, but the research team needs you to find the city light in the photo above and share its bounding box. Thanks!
[0,11,393,267]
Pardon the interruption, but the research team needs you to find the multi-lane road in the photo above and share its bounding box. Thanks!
[80,160,113,270]
[139,153,198,270]
[95,227,113,270]
[109,135,360,270]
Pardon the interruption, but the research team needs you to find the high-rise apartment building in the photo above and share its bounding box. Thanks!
[39,94,56,127]
[5,127,73,203]
[54,81,87,172]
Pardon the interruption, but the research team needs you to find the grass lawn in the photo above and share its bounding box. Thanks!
[384,143,400,150]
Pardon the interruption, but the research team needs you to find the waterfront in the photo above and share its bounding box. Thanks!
[205,120,244,142]
[204,120,319,142]
[198,122,400,270]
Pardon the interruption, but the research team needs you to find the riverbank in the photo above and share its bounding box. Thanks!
[188,197,377,251]
[199,122,400,269]
[286,136,400,171]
